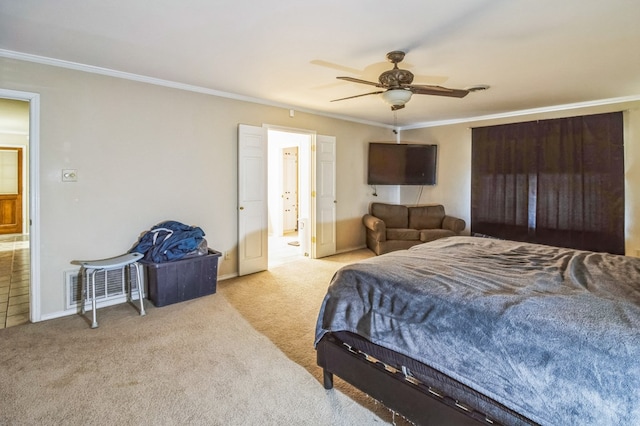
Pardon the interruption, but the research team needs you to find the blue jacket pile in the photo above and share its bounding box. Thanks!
[131,220,205,263]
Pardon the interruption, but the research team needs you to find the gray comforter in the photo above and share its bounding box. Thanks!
[315,236,640,426]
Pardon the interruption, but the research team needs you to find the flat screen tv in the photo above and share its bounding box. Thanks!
[368,142,438,185]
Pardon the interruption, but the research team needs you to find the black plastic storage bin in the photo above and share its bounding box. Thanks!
[143,249,221,307]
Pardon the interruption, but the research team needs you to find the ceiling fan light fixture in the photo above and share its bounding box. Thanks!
[380,89,412,107]
[332,51,469,108]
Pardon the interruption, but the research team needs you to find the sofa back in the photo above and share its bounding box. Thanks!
[371,203,408,228]
[409,205,445,229]
[371,203,447,229]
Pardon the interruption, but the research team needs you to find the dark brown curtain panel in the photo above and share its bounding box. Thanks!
[471,122,538,242]
[471,112,624,254]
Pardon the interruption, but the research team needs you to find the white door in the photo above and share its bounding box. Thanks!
[282,147,298,232]
[238,125,268,275]
[313,135,336,258]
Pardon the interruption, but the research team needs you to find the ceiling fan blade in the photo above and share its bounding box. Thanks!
[331,91,384,102]
[310,59,363,75]
[336,76,383,87]
[408,84,469,98]
[328,52,474,110]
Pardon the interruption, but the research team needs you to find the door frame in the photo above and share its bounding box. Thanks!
[0,88,41,323]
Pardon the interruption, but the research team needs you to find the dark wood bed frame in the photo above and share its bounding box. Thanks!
[317,333,536,426]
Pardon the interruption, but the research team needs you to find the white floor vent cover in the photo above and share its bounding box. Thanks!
[65,267,141,310]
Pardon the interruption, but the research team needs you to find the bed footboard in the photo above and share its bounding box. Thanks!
[317,333,486,426]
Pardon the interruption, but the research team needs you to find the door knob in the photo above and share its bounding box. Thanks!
[239,206,244,210]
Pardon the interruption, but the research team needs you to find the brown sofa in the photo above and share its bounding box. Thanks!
[363,202,466,255]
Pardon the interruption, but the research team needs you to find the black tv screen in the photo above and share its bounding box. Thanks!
[368,142,438,185]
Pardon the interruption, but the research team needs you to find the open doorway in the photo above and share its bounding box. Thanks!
[267,129,312,267]
[0,98,30,328]
[238,125,335,275]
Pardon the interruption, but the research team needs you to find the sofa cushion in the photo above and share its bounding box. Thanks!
[371,203,409,229]
[387,228,420,241]
[420,228,456,242]
[409,205,445,229]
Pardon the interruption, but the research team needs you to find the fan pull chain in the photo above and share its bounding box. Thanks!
[393,111,400,142]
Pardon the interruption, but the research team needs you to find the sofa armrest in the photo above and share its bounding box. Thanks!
[442,215,466,233]
[363,214,386,242]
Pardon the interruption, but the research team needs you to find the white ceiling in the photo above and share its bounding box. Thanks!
[1,0,640,128]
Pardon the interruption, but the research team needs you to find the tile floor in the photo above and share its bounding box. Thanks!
[268,231,305,267]
[0,234,30,329]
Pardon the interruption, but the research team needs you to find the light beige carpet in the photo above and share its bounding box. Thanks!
[220,249,374,374]
[219,249,413,426]
[0,248,406,425]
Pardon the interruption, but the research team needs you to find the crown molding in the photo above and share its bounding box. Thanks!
[0,49,392,129]
[399,95,640,130]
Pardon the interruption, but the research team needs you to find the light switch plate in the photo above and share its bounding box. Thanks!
[62,169,77,182]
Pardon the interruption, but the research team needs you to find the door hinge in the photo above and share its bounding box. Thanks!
[311,191,316,197]
[311,236,316,243]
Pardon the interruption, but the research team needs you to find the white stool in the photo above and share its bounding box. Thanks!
[77,252,146,328]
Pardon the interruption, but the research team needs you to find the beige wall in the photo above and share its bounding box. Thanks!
[401,102,640,256]
[1,57,393,319]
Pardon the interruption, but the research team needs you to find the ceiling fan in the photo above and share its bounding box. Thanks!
[331,51,469,111]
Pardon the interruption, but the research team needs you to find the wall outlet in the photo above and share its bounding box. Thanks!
[224,251,230,260]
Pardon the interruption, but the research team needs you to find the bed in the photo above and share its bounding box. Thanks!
[315,236,640,425]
